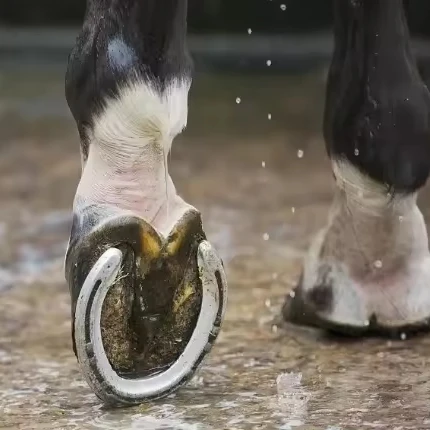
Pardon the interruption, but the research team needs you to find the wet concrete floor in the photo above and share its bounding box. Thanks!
[1,67,430,429]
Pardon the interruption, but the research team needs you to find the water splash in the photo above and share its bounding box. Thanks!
[373,260,382,269]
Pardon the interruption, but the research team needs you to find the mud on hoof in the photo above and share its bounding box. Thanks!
[66,209,227,405]
[282,164,430,338]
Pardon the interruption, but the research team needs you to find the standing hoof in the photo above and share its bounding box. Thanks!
[283,164,430,338]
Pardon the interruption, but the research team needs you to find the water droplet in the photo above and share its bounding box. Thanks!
[291,206,296,213]
[236,97,241,104]
[280,4,287,11]
[265,298,271,308]
[354,148,359,156]
[289,290,296,298]
[400,332,407,341]
[262,161,266,168]
[272,324,278,333]
[247,28,252,35]
[266,60,272,67]
[263,233,270,241]
[297,149,304,158]
[268,113,272,120]
[374,260,382,269]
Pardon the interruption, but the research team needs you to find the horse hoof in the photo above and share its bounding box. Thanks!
[66,211,227,405]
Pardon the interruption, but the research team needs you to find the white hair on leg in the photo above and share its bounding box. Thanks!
[90,77,191,164]
[301,159,430,328]
[74,77,194,236]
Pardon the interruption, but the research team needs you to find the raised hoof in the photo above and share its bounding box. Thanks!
[66,210,227,406]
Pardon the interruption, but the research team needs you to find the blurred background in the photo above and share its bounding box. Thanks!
[3,1,430,429]
[2,0,430,35]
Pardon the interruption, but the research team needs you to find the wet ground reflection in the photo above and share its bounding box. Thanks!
[1,70,430,429]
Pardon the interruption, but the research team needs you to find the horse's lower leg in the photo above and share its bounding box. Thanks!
[64,0,227,404]
[283,0,430,336]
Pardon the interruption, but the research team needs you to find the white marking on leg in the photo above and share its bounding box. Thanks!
[75,78,194,236]
[332,160,418,215]
[302,160,430,327]
[91,77,190,159]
